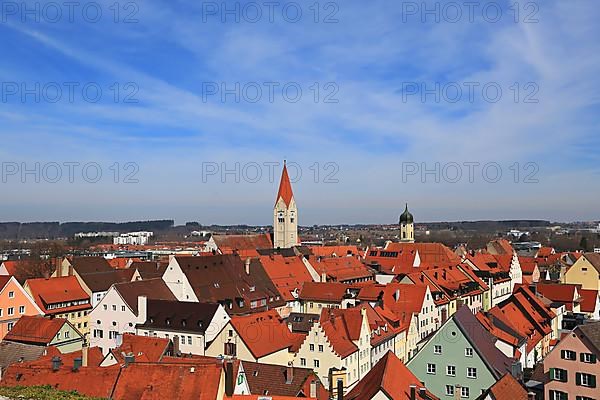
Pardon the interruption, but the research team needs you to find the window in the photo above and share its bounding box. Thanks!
[187,336,192,345]
[0,309,2,317]
[576,396,594,400]
[121,306,126,312]
[551,368,568,382]
[465,347,473,357]
[549,391,568,400]
[446,365,456,376]
[310,344,315,352]
[314,360,320,368]
[426,363,436,374]
[181,336,185,344]
[7,322,13,331]
[460,387,469,398]
[445,385,454,396]
[300,358,306,366]
[93,329,103,338]
[8,291,14,298]
[103,305,108,310]
[434,345,442,355]
[318,344,324,352]
[581,353,597,363]
[224,342,236,356]
[19,306,25,314]
[228,329,233,337]
[561,350,576,360]
[7,307,14,316]
[576,372,596,388]
[467,367,477,379]
[65,331,70,339]
[112,305,117,311]
[56,332,61,339]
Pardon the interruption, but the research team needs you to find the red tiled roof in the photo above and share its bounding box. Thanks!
[0,364,121,398]
[113,278,176,314]
[309,246,360,258]
[110,334,170,364]
[346,352,438,400]
[113,362,222,400]
[259,255,314,301]
[365,242,460,274]
[25,276,90,314]
[0,275,11,291]
[30,346,105,367]
[230,310,297,359]
[299,281,348,302]
[4,316,69,345]
[213,234,273,254]
[518,257,538,274]
[276,162,294,207]
[311,257,373,282]
[482,373,528,400]
[536,283,580,310]
[0,261,20,276]
[536,247,555,258]
[319,309,359,358]
[487,239,514,255]
[579,289,599,313]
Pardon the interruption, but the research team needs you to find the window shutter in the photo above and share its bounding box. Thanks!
[580,353,585,362]
[576,372,581,386]
[549,368,555,380]
[592,354,597,363]
[591,374,597,388]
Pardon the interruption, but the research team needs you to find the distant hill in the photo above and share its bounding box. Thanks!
[0,220,174,240]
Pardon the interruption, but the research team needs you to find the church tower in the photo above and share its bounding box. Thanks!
[274,162,299,248]
[399,203,414,243]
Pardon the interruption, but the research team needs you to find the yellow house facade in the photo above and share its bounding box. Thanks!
[564,253,600,290]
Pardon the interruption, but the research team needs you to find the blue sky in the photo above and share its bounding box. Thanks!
[1,0,599,225]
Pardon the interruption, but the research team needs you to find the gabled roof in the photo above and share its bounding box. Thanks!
[113,278,176,314]
[0,363,121,399]
[212,234,273,254]
[230,310,299,359]
[518,257,538,275]
[78,268,136,293]
[318,308,364,358]
[346,352,438,400]
[108,334,170,364]
[25,276,90,314]
[276,162,294,207]
[453,306,514,378]
[310,257,373,282]
[299,281,348,302]
[241,361,325,398]
[173,255,284,315]
[308,246,360,258]
[576,321,600,352]
[581,252,600,273]
[258,255,314,302]
[69,256,112,274]
[4,316,70,345]
[0,341,47,371]
[0,275,12,291]
[131,261,167,279]
[0,261,20,276]
[579,289,599,313]
[536,283,580,310]
[487,239,514,256]
[112,362,223,400]
[365,242,460,274]
[138,299,220,334]
[476,373,528,400]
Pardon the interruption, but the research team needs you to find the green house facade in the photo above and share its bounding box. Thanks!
[407,306,516,400]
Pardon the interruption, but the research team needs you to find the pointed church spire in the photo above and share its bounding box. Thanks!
[276,161,294,207]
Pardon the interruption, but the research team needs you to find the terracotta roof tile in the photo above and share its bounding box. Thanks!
[258,255,314,301]
[113,278,176,314]
[4,316,70,345]
[230,310,297,359]
[25,276,90,314]
[110,334,170,364]
[579,289,599,313]
[299,282,348,302]
[478,373,528,400]
[346,352,438,400]
[311,257,373,282]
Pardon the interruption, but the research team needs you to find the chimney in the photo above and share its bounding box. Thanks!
[51,356,62,372]
[137,295,147,321]
[72,357,82,372]
[527,392,536,400]
[286,362,294,384]
[225,360,234,396]
[409,384,416,400]
[82,345,88,367]
[419,388,427,398]
[310,380,318,398]
[173,335,180,356]
[336,378,343,400]
[124,354,135,367]
[245,258,251,275]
